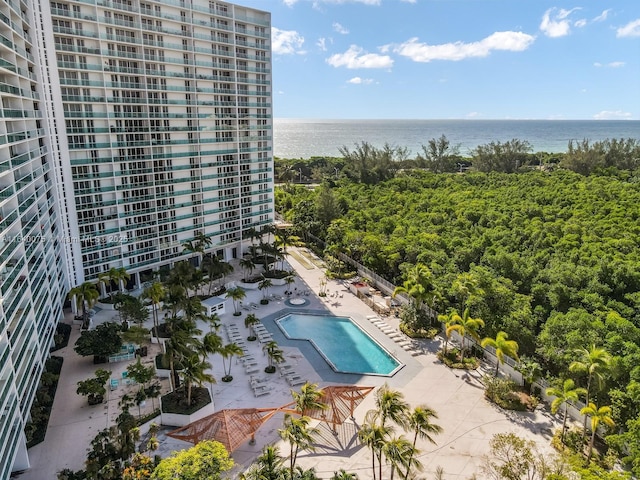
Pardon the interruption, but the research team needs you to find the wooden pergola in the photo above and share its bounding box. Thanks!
[166,385,374,451]
[166,407,281,452]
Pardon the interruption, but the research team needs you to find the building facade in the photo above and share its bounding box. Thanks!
[0,0,272,474]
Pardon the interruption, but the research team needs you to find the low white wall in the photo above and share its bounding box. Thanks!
[160,398,215,427]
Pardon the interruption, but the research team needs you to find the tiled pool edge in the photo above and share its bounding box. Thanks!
[275,314,405,377]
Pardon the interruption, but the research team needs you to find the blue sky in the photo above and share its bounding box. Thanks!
[238,0,640,120]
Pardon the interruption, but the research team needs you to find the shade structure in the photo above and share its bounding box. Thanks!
[309,385,374,429]
[166,407,280,452]
[282,385,374,430]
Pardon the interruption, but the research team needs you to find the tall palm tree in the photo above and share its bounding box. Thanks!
[445,308,485,363]
[451,272,483,312]
[178,354,215,406]
[240,257,256,282]
[392,263,438,312]
[437,311,458,356]
[259,277,273,302]
[374,384,409,429]
[201,254,221,294]
[225,286,246,316]
[142,281,165,334]
[546,379,587,444]
[405,406,442,479]
[292,382,327,415]
[284,272,297,295]
[569,345,611,436]
[220,342,244,379]
[264,341,284,371]
[580,403,615,463]
[383,435,419,480]
[358,413,393,480]
[481,331,519,377]
[68,281,100,329]
[278,414,318,480]
[241,445,287,480]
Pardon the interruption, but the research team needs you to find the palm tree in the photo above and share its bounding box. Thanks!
[405,406,442,479]
[481,331,519,377]
[244,313,260,340]
[437,311,458,356]
[264,341,284,372]
[259,277,273,302]
[284,272,297,295]
[225,286,246,316]
[546,379,587,444]
[240,257,256,282]
[278,414,318,480]
[445,308,485,363]
[220,342,244,380]
[331,470,358,480]
[201,254,221,294]
[179,354,215,406]
[292,382,327,415]
[241,445,287,480]
[383,435,419,480]
[451,272,483,312]
[358,414,392,480]
[199,331,223,363]
[374,384,409,429]
[569,345,611,436]
[142,281,165,334]
[201,312,221,333]
[580,403,615,462]
[392,263,438,314]
[68,281,100,329]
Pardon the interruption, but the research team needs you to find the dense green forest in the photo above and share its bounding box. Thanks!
[275,137,640,475]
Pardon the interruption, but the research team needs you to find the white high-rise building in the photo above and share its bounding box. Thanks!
[0,0,272,474]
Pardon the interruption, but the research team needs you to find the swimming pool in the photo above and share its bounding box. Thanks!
[276,314,403,376]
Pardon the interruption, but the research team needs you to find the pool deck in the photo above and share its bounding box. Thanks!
[20,246,561,480]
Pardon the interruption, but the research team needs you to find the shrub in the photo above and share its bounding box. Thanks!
[437,348,480,369]
[50,323,72,352]
[399,323,438,339]
[483,375,527,411]
[26,357,63,447]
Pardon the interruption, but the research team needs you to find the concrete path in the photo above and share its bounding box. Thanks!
[19,246,561,479]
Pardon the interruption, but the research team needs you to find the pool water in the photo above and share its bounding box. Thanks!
[276,314,402,376]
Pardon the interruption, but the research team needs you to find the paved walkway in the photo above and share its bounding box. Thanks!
[19,246,560,479]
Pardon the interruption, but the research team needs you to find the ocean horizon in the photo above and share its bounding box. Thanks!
[273,118,640,159]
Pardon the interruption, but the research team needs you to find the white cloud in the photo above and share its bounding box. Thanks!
[574,19,587,28]
[317,37,327,51]
[540,7,580,37]
[272,27,305,55]
[466,112,482,118]
[283,0,298,6]
[617,18,640,37]
[326,45,394,69]
[593,110,633,120]
[347,77,373,84]
[390,31,535,63]
[594,61,625,68]
[593,9,612,22]
[333,22,349,34]
[401,0,417,3]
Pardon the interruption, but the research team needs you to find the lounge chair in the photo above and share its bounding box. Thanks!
[245,365,260,374]
[287,375,306,386]
[110,379,118,391]
[253,385,272,397]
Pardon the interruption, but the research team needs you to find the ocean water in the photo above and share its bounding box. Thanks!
[273,119,640,159]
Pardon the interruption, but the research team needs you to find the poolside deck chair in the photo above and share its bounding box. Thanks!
[245,365,260,374]
[253,385,272,397]
[287,376,306,387]
[250,302,260,310]
[110,379,118,391]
